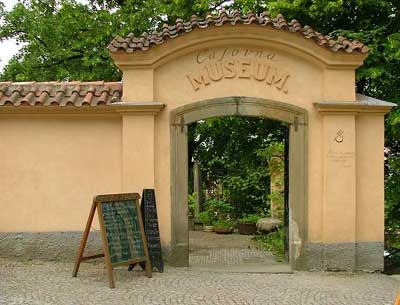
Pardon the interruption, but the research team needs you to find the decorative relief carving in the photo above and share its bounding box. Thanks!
[327,129,354,168]
[196,48,277,64]
[334,129,344,143]
[186,48,290,93]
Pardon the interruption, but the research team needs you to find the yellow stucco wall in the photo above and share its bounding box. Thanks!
[355,115,385,242]
[0,25,391,269]
[0,115,122,231]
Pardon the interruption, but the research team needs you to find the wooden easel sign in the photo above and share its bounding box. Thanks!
[72,193,152,288]
[394,292,400,305]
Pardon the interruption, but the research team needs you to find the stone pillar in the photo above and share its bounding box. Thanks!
[193,161,202,218]
[269,155,284,220]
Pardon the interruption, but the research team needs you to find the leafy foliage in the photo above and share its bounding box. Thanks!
[188,192,196,218]
[189,116,288,217]
[213,219,234,229]
[253,227,285,260]
[197,198,234,224]
[385,152,400,246]
[238,214,260,224]
[198,211,214,225]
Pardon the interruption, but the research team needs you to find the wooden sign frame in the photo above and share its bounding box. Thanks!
[72,193,152,288]
[394,292,400,305]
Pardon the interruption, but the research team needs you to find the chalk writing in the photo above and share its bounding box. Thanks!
[102,201,145,264]
[141,189,164,272]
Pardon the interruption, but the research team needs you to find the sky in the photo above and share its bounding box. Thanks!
[0,0,22,72]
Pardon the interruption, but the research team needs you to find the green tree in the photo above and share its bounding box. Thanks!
[189,116,287,217]
[0,0,224,81]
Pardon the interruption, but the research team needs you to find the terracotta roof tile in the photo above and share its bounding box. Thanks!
[108,10,369,54]
[0,81,122,107]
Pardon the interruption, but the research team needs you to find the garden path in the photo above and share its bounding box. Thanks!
[189,231,290,272]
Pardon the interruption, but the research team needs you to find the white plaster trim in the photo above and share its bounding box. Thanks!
[112,102,165,115]
[314,94,396,114]
[0,102,165,115]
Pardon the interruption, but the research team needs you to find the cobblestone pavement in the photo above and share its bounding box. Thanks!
[0,258,398,305]
[190,248,278,266]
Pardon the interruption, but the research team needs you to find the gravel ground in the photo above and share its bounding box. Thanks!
[0,258,398,305]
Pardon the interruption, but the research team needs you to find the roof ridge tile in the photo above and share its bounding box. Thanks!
[0,81,122,108]
[108,10,369,54]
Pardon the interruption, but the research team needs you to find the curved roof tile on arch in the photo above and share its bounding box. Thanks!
[0,81,122,107]
[108,10,369,54]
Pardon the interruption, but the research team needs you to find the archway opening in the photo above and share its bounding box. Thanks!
[187,115,290,272]
[170,97,308,269]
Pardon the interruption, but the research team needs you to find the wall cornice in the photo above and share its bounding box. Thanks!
[0,102,165,116]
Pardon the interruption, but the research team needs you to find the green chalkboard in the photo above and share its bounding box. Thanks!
[95,193,150,267]
[101,200,145,264]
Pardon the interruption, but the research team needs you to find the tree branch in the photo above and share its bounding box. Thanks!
[32,54,85,69]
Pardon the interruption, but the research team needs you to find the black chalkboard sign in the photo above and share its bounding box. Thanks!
[141,189,164,272]
[129,189,164,272]
[72,193,152,288]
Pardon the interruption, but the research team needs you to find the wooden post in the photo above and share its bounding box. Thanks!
[394,292,400,305]
[193,161,202,218]
[72,201,97,277]
[136,196,152,278]
[97,202,116,289]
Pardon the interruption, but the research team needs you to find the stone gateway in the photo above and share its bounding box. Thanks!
[0,11,396,272]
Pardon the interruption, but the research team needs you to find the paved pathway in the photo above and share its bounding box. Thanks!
[189,230,258,251]
[0,258,398,305]
[189,231,289,272]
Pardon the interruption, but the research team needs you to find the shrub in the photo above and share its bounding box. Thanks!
[253,228,285,261]
[204,198,233,221]
[239,214,260,224]
[188,192,196,218]
[213,219,234,229]
[198,211,213,225]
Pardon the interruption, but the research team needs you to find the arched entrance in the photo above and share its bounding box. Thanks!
[170,96,308,268]
[0,11,395,271]
[108,11,395,272]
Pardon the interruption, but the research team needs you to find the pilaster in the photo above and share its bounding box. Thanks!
[115,102,164,192]
[322,113,357,269]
